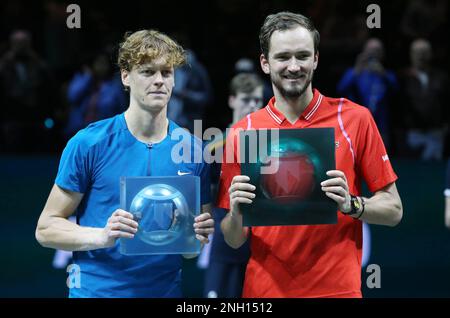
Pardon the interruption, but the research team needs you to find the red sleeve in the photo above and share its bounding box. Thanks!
[356,109,398,192]
[216,127,242,210]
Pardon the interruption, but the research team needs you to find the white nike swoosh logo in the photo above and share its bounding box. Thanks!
[177,170,191,176]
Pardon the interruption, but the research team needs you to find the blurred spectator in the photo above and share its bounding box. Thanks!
[0,30,53,152]
[201,73,263,298]
[399,39,448,161]
[234,57,272,105]
[337,38,398,148]
[234,58,254,73]
[167,49,213,133]
[64,50,126,138]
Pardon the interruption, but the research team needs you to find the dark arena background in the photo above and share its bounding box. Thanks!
[0,0,449,298]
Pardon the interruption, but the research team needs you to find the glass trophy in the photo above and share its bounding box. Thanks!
[119,176,201,255]
[239,128,337,226]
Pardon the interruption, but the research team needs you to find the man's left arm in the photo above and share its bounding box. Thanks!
[322,170,402,227]
[354,182,402,226]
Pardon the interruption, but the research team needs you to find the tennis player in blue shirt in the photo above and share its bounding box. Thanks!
[35,30,214,297]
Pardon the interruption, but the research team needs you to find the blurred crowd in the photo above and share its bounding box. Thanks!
[0,0,448,161]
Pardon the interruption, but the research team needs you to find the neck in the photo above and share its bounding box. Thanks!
[273,85,314,124]
[231,111,241,126]
[124,100,169,144]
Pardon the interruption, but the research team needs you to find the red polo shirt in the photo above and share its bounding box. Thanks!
[217,89,398,298]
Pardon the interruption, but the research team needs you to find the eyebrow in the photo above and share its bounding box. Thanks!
[138,65,173,71]
[274,49,312,56]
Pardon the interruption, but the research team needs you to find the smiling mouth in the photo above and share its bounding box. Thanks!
[284,75,304,80]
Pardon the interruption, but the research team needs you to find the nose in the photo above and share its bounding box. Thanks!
[153,71,164,85]
[287,57,301,73]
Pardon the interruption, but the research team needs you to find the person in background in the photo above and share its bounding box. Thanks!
[234,58,273,104]
[0,30,52,152]
[400,39,448,161]
[64,50,127,138]
[167,49,213,133]
[202,73,263,298]
[337,38,398,149]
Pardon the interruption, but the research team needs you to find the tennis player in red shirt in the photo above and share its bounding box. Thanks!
[217,11,403,298]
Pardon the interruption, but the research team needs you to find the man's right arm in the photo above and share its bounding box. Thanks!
[220,175,255,249]
[35,184,137,251]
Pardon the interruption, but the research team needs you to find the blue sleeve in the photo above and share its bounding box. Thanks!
[55,133,92,193]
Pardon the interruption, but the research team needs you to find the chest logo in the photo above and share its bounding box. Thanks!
[177,170,192,176]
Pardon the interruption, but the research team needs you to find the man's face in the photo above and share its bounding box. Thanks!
[363,39,384,61]
[260,26,318,99]
[121,57,175,112]
[10,31,31,55]
[410,40,432,69]
[229,86,264,120]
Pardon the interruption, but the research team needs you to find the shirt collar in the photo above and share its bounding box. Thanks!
[120,113,176,145]
[167,119,177,136]
[265,89,323,125]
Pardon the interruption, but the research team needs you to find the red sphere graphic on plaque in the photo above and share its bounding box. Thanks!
[260,139,319,203]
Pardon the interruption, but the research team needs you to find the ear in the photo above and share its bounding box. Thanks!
[260,53,270,74]
[121,69,130,90]
[313,52,319,70]
[228,96,236,109]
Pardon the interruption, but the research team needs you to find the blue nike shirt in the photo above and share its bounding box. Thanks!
[55,113,210,297]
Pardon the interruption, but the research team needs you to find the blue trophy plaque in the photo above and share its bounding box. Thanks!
[119,176,201,255]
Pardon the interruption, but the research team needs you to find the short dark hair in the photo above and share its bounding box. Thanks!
[259,11,320,58]
[229,73,263,96]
